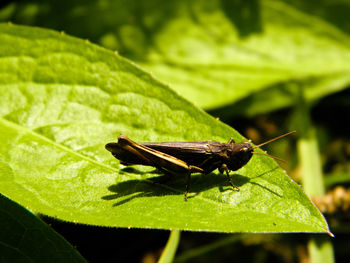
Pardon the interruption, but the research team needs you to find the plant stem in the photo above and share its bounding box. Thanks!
[158,230,180,263]
[295,86,334,263]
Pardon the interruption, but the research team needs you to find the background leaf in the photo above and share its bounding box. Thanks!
[2,0,350,112]
[0,24,329,234]
[0,194,86,262]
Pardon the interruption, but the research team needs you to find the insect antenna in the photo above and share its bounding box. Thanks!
[252,152,287,163]
[253,131,296,149]
[251,131,296,163]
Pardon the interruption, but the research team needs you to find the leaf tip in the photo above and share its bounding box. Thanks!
[327,231,335,238]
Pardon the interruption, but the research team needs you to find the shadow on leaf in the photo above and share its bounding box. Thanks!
[102,167,257,206]
[248,167,283,197]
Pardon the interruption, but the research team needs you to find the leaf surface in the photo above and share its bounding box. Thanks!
[0,24,329,234]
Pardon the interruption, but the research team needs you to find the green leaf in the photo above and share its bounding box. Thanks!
[0,194,87,262]
[2,0,350,112]
[140,0,350,110]
[210,75,350,119]
[0,24,329,234]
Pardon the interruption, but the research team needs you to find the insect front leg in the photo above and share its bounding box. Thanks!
[219,164,240,191]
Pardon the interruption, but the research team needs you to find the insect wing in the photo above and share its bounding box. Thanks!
[115,136,203,174]
[105,141,152,166]
[141,141,213,153]
[141,141,226,165]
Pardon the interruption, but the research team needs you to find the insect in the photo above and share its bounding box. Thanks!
[105,131,295,200]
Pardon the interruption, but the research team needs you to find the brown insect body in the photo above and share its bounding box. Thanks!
[140,141,254,173]
[105,132,295,200]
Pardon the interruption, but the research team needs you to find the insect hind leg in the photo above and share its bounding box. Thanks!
[184,172,191,201]
[227,138,235,144]
[184,165,204,201]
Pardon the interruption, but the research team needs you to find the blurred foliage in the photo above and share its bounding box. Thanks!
[1,0,350,111]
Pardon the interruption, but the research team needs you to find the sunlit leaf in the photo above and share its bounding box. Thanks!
[0,24,329,234]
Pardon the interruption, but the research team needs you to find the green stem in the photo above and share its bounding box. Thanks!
[158,230,181,263]
[295,86,334,263]
[297,128,324,196]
